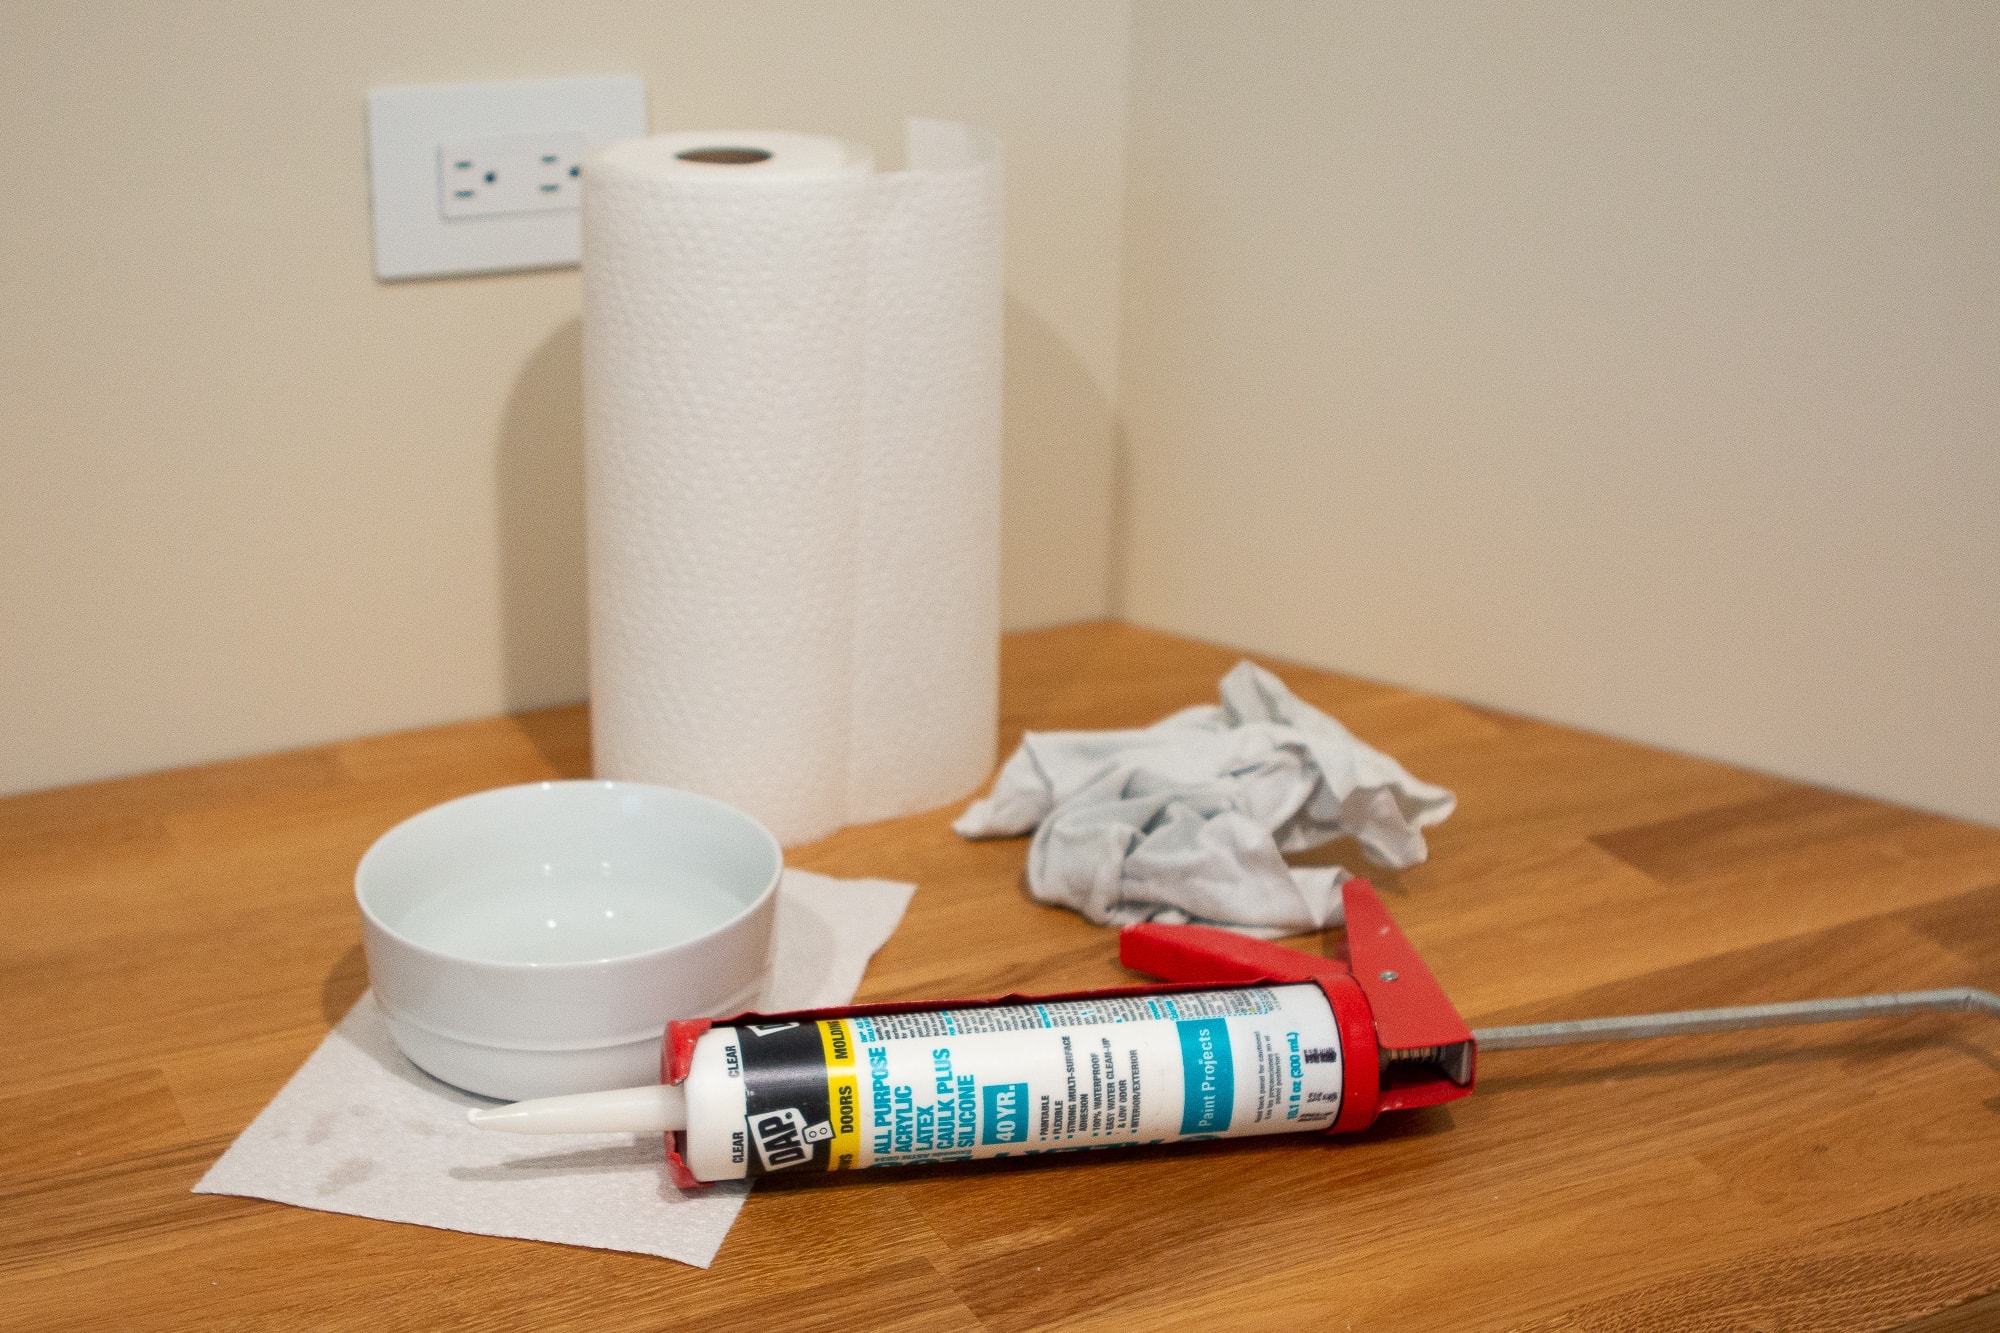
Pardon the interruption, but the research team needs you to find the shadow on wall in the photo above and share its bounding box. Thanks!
[1001,294,1118,629]
[489,297,1119,733]
[1104,419,1132,622]
[495,316,589,719]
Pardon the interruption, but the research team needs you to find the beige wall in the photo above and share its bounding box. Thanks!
[1,0,1128,796]
[11,2,1999,827]
[1119,3,2000,824]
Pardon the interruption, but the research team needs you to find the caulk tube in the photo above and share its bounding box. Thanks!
[472,978,1384,1185]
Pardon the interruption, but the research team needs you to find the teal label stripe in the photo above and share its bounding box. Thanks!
[1176,1018,1234,1135]
[980,1082,1029,1144]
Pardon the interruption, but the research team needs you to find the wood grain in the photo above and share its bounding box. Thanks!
[3,621,1996,1330]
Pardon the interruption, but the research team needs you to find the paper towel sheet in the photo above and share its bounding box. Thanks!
[583,122,1001,847]
[194,870,914,1268]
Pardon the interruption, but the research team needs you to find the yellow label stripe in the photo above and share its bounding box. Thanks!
[817,1021,861,1171]
[825,1075,862,1170]
[818,1018,855,1068]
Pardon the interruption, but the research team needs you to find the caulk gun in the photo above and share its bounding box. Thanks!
[467,881,1998,1185]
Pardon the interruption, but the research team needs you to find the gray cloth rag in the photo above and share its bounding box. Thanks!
[953,661,1456,937]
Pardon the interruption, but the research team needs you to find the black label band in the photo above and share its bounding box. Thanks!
[737,1022,834,1176]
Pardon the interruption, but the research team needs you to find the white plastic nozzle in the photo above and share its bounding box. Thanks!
[466,1082,687,1134]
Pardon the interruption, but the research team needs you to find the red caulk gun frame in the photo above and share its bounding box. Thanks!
[658,880,1473,1189]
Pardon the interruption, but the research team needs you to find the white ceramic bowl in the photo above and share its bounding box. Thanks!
[355,780,781,1101]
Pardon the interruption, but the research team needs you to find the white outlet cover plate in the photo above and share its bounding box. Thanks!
[367,76,645,281]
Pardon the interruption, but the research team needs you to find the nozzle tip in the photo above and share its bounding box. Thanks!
[457,1083,686,1134]
[466,1103,534,1131]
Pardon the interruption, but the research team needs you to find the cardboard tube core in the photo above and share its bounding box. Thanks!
[675,147,773,165]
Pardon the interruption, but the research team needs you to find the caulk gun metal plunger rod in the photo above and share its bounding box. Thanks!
[1471,987,2000,1052]
[467,895,1998,1177]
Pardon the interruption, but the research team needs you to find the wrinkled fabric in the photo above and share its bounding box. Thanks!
[954,662,1455,937]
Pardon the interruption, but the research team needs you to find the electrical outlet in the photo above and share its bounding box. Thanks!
[438,134,589,218]
[367,77,645,281]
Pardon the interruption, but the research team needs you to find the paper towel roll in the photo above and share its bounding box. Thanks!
[582,122,1002,847]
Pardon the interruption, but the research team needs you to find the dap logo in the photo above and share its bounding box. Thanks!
[749,1107,833,1171]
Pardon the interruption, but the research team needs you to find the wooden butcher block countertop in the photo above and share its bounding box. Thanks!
[5,622,1998,1330]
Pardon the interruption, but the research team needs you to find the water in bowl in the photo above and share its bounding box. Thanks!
[396,863,748,965]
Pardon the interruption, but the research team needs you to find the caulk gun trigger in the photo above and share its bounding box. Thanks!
[1118,880,1477,1099]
